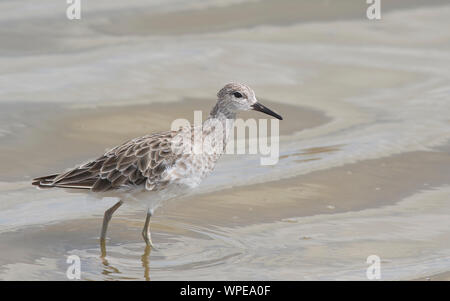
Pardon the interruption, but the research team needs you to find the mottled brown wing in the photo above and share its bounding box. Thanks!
[32,130,180,192]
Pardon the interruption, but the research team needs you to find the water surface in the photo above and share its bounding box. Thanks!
[0,0,450,280]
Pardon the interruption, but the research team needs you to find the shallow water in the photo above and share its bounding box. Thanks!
[0,0,450,280]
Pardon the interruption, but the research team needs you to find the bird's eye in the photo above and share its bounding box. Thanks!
[233,92,243,98]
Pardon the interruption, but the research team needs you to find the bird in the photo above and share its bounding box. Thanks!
[32,83,283,249]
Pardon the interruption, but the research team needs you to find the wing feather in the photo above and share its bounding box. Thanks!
[32,130,182,192]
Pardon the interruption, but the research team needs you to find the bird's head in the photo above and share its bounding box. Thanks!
[216,83,283,120]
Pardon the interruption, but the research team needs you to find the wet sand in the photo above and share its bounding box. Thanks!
[1,0,450,280]
[1,99,325,181]
[164,150,450,227]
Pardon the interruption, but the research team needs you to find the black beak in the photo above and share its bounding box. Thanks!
[251,102,283,120]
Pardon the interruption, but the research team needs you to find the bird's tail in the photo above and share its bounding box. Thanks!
[32,174,59,189]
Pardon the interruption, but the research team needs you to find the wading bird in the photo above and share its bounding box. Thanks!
[32,83,282,249]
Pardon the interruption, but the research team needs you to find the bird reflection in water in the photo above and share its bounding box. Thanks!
[100,241,151,280]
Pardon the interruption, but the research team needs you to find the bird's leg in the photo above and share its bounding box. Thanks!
[100,200,123,244]
[142,209,155,249]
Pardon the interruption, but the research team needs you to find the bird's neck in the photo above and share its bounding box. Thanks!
[203,101,236,150]
[209,101,236,120]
